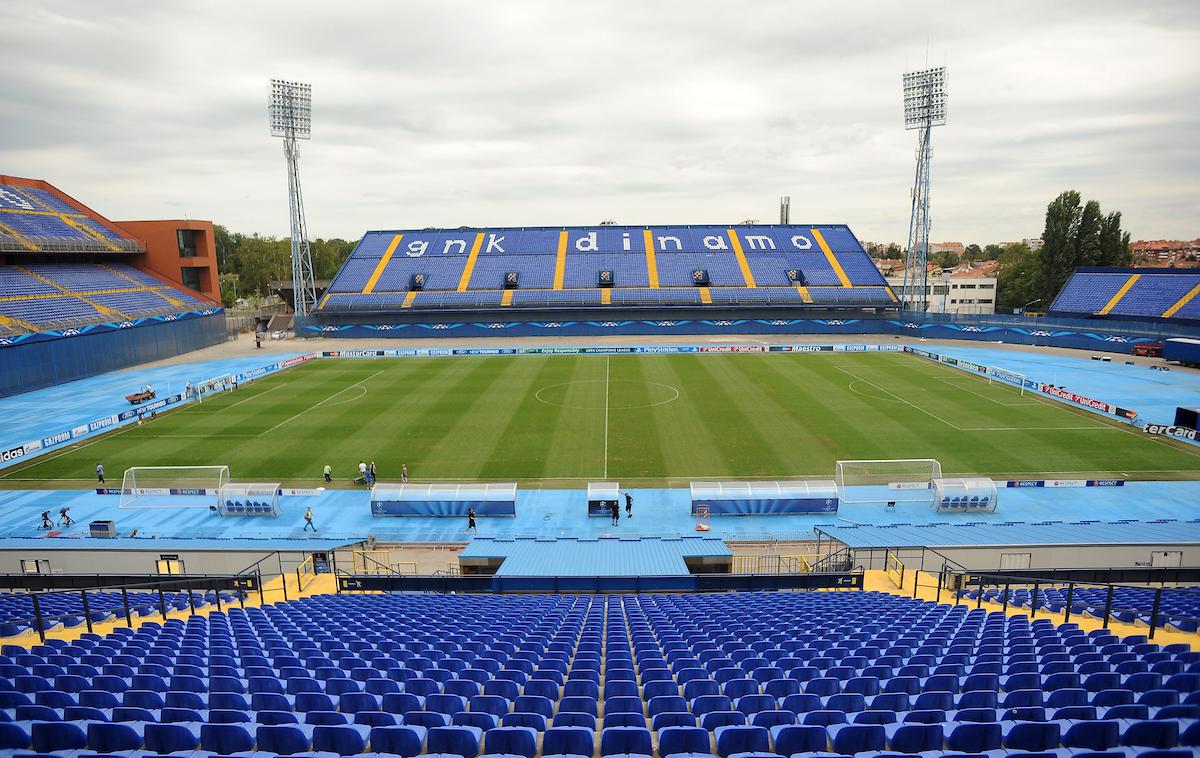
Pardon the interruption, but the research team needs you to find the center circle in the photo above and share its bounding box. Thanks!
[534,379,680,410]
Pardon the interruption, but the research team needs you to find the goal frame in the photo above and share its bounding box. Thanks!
[119,466,230,509]
[834,458,942,504]
[985,367,1027,395]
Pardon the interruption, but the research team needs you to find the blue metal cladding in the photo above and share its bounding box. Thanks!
[0,311,225,398]
[300,313,1178,354]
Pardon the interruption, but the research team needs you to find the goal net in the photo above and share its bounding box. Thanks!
[217,482,281,517]
[119,466,230,509]
[191,374,234,403]
[834,459,941,504]
[986,367,1027,394]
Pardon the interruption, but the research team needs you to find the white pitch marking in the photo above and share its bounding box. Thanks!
[259,369,384,435]
[836,365,962,430]
[603,355,610,479]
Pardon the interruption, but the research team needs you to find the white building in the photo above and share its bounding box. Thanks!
[884,262,998,314]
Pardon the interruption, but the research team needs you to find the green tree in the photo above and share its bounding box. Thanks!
[217,273,239,308]
[1033,190,1132,306]
[995,243,1037,311]
[963,244,983,261]
[1038,190,1083,303]
[982,244,1005,260]
[1099,211,1132,266]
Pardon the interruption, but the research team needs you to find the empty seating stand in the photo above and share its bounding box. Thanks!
[321,224,899,313]
[1050,267,1200,322]
[0,262,209,334]
[1,589,1198,758]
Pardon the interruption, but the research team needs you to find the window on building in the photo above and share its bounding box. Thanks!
[979,298,993,304]
[958,283,976,289]
[177,229,198,258]
[933,286,949,295]
[181,267,202,292]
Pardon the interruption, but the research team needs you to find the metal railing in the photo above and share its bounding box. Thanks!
[939,569,1200,640]
[0,573,259,642]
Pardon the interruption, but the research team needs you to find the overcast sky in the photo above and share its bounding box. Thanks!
[1,1,1197,244]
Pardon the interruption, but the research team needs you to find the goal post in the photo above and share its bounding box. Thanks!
[119,466,230,509]
[191,374,235,403]
[834,459,941,504]
[986,366,1027,395]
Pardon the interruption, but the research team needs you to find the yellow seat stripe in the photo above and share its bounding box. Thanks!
[796,286,813,303]
[1162,282,1200,318]
[699,286,712,304]
[1098,274,1140,315]
[726,230,757,288]
[886,287,899,303]
[553,231,568,290]
[402,291,417,308]
[456,233,486,292]
[812,228,852,287]
[600,289,612,305]
[500,289,514,306]
[643,230,660,289]
[362,234,403,294]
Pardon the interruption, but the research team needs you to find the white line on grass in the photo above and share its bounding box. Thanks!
[259,369,385,436]
[835,365,962,430]
[932,375,1040,407]
[603,355,610,479]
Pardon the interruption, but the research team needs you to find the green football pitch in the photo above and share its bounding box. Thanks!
[4,352,1200,487]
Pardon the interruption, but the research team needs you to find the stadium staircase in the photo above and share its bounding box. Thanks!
[1,586,1198,757]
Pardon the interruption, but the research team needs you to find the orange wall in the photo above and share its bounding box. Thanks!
[114,219,219,300]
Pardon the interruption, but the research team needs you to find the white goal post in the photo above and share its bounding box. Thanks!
[835,459,941,504]
[985,366,1027,395]
[190,373,235,403]
[118,466,230,509]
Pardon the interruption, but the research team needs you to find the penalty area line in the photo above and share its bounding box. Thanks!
[258,369,385,436]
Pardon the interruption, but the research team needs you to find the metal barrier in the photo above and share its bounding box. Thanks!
[337,570,863,594]
[943,569,1200,640]
[0,573,259,642]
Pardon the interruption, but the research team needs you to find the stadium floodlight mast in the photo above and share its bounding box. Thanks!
[268,79,318,318]
[900,66,947,312]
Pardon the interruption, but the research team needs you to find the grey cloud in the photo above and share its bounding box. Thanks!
[0,0,1196,242]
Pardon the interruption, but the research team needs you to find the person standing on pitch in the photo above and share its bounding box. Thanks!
[624,491,633,519]
[96,463,105,484]
[358,460,367,485]
[401,463,408,483]
[610,499,620,526]
[303,506,317,532]
[467,507,477,535]
[369,461,377,485]
[323,464,332,483]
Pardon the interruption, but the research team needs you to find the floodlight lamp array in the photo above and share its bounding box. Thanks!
[902,67,947,129]
[269,79,312,139]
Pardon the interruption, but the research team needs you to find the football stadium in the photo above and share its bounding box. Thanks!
[4,4,1200,758]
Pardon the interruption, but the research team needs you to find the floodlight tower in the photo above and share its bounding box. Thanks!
[780,196,791,225]
[900,67,947,312]
[268,79,318,317]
